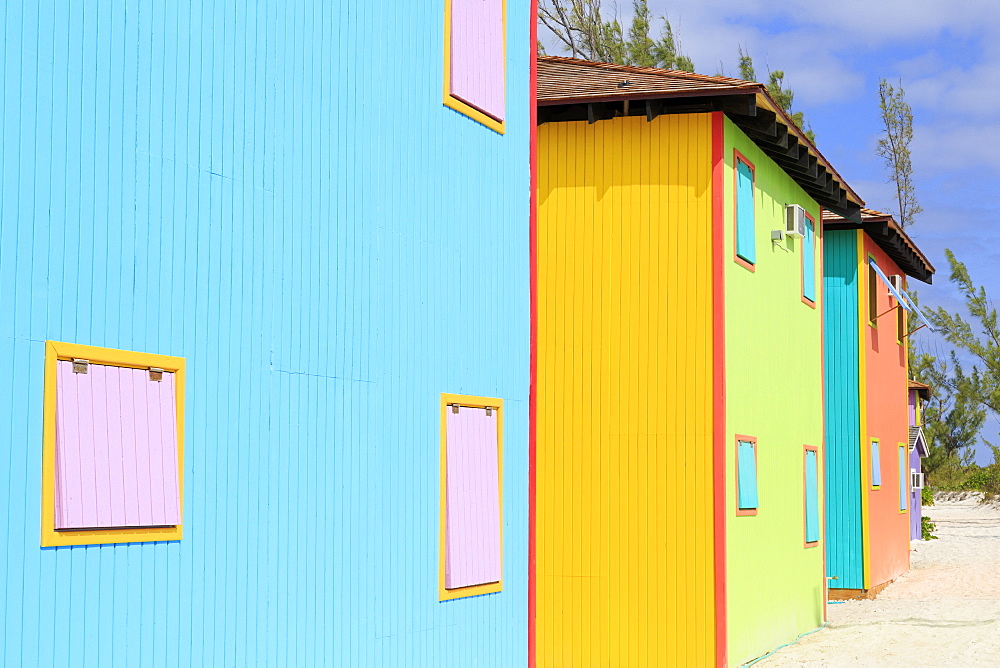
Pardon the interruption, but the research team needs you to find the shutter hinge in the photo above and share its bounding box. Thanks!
[72,359,89,374]
[485,406,493,417]
[451,404,459,414]
[149,367,164,382]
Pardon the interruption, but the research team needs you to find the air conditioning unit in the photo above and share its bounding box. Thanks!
[890,274,904,293]
[911,470,924,490]
[785,204,806,238]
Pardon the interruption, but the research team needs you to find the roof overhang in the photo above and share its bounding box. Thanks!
[909,380,932,401]
[825,211,935,284]
[909,426,930,458]
[536,57,864,222]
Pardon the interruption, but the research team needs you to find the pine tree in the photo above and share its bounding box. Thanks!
[538,0,695,72]
[736,49,815,143]
[877,79,922,229]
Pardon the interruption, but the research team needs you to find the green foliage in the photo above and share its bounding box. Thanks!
[921,486,934,506]
[736,50,815,143]
[927,454,970,490]
[910,344,987,479]
[876,79,921,228]
[538,0,694,71]
[929,250,1000,417]
[921,515,939,540]
[964,465,1000,492]
[737,45,755,81]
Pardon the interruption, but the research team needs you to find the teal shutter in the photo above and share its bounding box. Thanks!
[805,449,819,542]
[736,160,755,264]
[871,441,882,487]
[803,217,816,302]
[737,441,758,509]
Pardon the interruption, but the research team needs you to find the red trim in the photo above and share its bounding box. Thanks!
[734,435,759,517]
[711,111,728,668]
[804,445,820,548]
[733,148,756,272]
[528,1,538,664]
[801,212,817,309]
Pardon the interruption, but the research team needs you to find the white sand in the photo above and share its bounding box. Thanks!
[756,496,1000,667]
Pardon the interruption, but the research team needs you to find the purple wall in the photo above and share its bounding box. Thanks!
[910,448,922,540]
[908,390,917,426]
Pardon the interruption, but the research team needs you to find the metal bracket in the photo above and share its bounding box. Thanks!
[451,404,459,414]
[72,359,89,374]
[485,406,493,417]
[149,367,164,382]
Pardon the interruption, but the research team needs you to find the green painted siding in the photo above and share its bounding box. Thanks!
[723,118,825,665]
[823,230,864,589]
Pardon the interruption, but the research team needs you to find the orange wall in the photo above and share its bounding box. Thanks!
[862,235,911,587]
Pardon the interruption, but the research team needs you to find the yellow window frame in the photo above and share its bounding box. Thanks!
[41,340,185,547]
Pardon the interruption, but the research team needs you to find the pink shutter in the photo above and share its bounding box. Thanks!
[450,0,505,121]
[445,405,501,589]
[54,361,181,529]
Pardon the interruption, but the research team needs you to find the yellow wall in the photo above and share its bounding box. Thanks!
[536,114,716,667]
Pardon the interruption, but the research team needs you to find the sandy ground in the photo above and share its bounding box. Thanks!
[757,496,1000,667]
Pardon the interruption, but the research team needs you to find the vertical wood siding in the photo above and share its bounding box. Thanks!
[536,114,716,668]
[823,230,864,589]
[55,362,180,529]
[445,406,502,589]
[723,120,825,665]
[450,0,505,119]
[863,239,911,587]
[0,1,529,666]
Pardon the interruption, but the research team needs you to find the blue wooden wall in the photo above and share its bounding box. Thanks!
[0,1,530,666]
[823,230,864,590]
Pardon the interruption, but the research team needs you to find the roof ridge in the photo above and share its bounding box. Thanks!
[537,55,759,88]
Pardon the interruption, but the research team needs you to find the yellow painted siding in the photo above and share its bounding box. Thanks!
[536,114,716,667]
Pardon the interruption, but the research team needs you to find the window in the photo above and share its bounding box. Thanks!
[736,436,758,515]
[871,439,882,488]
[41,341,184,547]
[868,262,878,327]
[734,153,756,268]
[440,394,503,600]
[804,446,819,545]
[899,445,908,511]
[443,0,505,133]
[801,214,817,305]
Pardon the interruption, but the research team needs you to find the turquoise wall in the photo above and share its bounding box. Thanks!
[0,2,529,666]
[823,230,864,590]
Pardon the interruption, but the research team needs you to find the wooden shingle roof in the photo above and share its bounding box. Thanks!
[538,55,761,103]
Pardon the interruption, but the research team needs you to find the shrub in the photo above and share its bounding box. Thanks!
[921,486,934,506]
[921,515,939,540]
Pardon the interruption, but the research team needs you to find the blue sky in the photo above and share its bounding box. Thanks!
[540,1,1000,463]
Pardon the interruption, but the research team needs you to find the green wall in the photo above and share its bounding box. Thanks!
[723,118,826,665]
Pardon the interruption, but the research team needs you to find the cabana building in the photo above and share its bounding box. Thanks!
[0,2,532,666]
[823,209,935,598]
[534,56,864,667]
